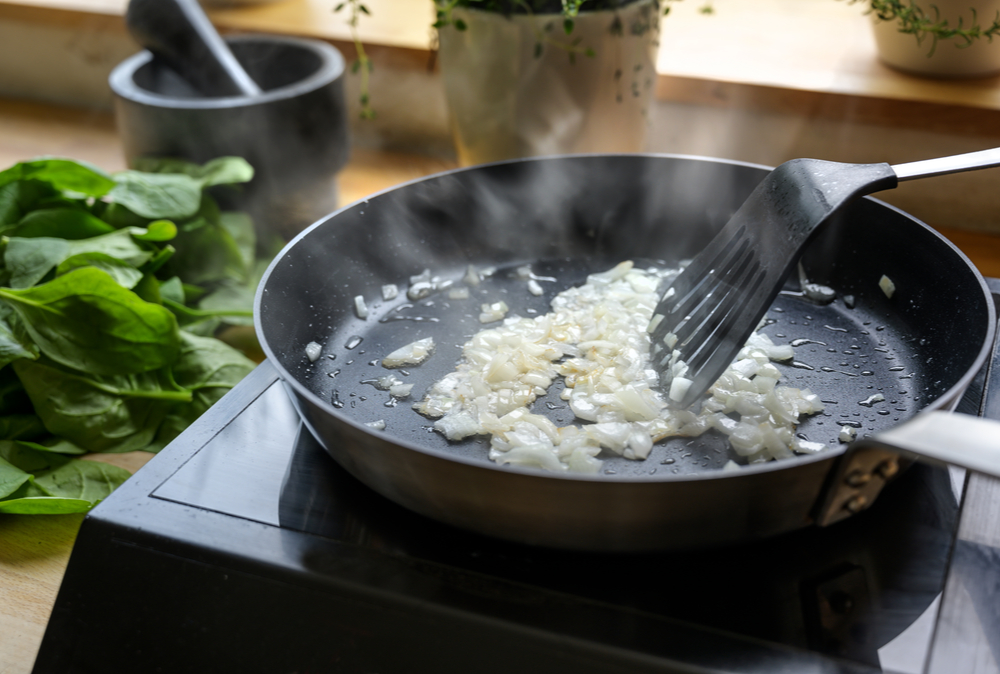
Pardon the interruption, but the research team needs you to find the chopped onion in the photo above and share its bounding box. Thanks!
[839,426,858,443]
[381,284,399,301]
[365,420,386,430]
[382,337,435,368]
[413,262,826,474]
[305,341,322,362]
[353,295,368,319]
[879,274,896,298]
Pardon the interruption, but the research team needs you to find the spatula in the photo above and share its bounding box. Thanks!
[648,147,1000,409]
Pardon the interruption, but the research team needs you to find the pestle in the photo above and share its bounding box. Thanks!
[126,0,262,97]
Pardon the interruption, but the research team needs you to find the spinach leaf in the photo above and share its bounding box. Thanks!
[0,158,116,197]
[14,207,115,240]
[0,454,30,499]
[219,211,255,271]
[133,156,254,188]
[197,282,256,327]
[34,458,131,503]
[131,219,178,242]
[108,170,203,220]
[56,252,144,289]
[0,180,60,225]
[16,438,87,455]
[158,276,185,305]
[5,228,152,289]
[13,357,191,453]
[147,332,255,451]
[4,236,69,288]
[0,495,93,514]
[0,414,45,440]
[0,267,181,376]
[0,305,39,368]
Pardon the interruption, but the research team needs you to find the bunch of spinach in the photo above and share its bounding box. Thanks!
[0,156,267,514]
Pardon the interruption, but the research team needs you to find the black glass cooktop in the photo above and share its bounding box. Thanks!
[31,283,1000,674]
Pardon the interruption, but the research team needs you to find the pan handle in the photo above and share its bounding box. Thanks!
[814,411,1000,526]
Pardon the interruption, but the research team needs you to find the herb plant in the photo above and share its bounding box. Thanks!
[0,156,262,514]
[857,0,1000,55]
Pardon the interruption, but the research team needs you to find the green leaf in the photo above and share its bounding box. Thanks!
[56,252,144,289]
[0,158,116,197]
[33,458,131,503]
[147,332,254,452]
[13,357,191,453]
[14,207,115,240]
[0,454,30,499]
[4,236,69,289]
[0,305,39,369]
[0,267,181,376]
[130,219,178,242]
[219,211,256,271]
[16,438,87,455]
[0,495,93,514]
[130,157,254,188]
[108,171,203,220]
[0,414,45,440]
[158,276,185,305]
[197,282,256,327]
[0,180,60,225]
[5,228,151,289]
[168,215,248,285]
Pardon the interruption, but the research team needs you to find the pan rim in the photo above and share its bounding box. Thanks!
[254,152,997,484]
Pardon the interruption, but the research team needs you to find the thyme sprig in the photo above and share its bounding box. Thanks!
[333,0,376,119]
[857,0,1000,55]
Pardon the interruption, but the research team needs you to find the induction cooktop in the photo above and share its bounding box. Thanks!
[30,282,1000,674]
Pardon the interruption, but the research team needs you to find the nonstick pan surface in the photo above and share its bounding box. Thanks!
[255,154,995,550]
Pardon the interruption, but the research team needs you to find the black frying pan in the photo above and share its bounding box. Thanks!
[254,154,995,551]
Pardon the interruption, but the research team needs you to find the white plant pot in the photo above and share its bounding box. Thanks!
[871,0,1000,77]
[437,1,660,166]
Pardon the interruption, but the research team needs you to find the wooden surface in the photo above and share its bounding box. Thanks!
[1,88,1000,673]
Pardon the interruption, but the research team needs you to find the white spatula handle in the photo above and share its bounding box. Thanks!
[893,147,1000,181]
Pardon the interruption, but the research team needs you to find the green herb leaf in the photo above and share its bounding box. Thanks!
[0,158,116,197]
[131,220,178,242]
[56,252,144,289]
[14,207,115,240]
[131,156,254,188]
[0,267,181,376]
[0,495,93,514]
[0,454,30,499]
[33,458,131,503]
[0,305,39,369]
[13,357,191,453]
[0,180,61,226]
[147,332,255,452]
[0,414,45,440]
[107,171,204,220]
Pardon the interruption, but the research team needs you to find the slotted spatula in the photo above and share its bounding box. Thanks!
[648,147,1000,409]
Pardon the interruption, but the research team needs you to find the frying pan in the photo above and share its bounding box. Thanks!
[254,154,996,552]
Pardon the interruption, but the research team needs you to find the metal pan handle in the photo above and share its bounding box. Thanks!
[815,411,1000,526]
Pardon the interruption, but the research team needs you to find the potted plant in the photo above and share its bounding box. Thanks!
[862,0,1000,77]
[337,0,663,165]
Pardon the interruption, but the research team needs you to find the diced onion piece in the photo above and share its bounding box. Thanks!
[364,420,386,430]
[479,301,509,323]
[304,341,322,362]
[527,279,544,296]
[382,337,435,368]
[381,284,399,300]
[353,295,368,319]
[669,376,692,403]
[448,286,470,300]
[839,426,858,443]
[879,274,896,298]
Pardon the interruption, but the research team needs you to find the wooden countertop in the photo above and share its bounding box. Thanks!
[1,92,1000,673]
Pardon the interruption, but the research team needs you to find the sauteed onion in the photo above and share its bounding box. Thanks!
[412,262,826,474]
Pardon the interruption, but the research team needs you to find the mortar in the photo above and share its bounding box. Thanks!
[109,34,349,246]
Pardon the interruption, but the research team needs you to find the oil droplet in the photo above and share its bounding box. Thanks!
[877,410,891,416]
[824,325,849,333]
[328,369,341,378]
[790,338,827,347]
[859,394,885,407]
[661,458,676,465]
[345,335,363,350]
[861,371,874,376]
[326,354,337,361]
[889,366,904,372]
[791,361,814,370]
[331,390,345,408]
[368,359,379,366]
[544,402,566,410]
[384,398,399,408]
